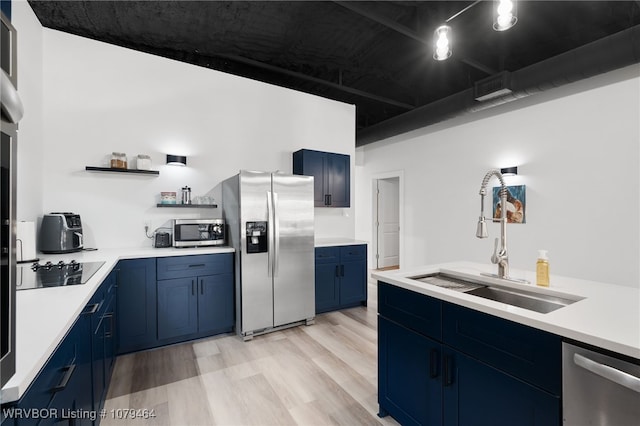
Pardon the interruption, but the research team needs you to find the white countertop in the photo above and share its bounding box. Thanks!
[372,261,640,360]
[1,246,234,403]
[315,237,368,247]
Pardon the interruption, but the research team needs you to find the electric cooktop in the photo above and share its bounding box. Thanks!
[16,260,105,291]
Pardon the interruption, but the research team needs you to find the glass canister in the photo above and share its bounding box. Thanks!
[110,152,119,168]
[110,152,127,169]
[136,154,152,170]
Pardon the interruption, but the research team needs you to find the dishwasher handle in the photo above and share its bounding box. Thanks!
[574,353,640,393]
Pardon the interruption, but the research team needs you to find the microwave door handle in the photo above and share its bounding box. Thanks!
[266,191,274,278]
[574,353,640,393]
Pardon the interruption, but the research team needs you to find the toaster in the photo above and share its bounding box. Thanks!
[40,212,84,253]
[154,232,172,248]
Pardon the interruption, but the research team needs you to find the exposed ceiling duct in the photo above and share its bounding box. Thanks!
[356,25,640,146]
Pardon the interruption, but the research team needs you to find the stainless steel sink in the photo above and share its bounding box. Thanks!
[408,272,583,314]
[465,285,577,314]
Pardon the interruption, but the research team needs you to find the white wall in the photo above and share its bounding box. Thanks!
[14,10,356,249]
[13,0,43,223]
[356,65,640,288]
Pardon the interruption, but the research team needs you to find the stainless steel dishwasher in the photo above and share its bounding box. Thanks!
[563,342,640,426]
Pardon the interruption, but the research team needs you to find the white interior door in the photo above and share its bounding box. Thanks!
[376,177,400,268]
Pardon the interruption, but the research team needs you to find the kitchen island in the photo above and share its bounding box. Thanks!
[373,261,639,426]
[0,246,234,404]
[372,261,639,358]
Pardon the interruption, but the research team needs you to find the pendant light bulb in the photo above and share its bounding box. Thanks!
[494,0,518,31]
[433,25,452,61]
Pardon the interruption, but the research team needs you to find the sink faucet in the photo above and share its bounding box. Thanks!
[476,169,509,279]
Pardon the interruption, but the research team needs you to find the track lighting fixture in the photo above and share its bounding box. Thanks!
[433,25,452,61]
[432,0,517,61]
[494,0,518,31]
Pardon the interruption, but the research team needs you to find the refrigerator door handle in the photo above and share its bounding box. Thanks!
[273,192,280,277]
[267,190,274,277]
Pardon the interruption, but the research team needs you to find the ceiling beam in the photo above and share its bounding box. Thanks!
[334,1,425,44]
[334,0,497,75]
[215,53,415,110]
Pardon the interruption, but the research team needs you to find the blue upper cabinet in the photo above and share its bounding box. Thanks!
[293,149,350,207]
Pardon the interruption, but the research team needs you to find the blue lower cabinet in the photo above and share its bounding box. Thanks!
[198,273,234,335]
[157,277,199,340]
[314,262,340,313]
[442,349,560,426]
[340,259,367,306]
[90,271,117,415]
[155,254,234,344]
[314,245,367,314]
[157,273,234,341]
[116,258,157,354]
[378,317,442,426]
[9,314,92,426]
[377,281,562,426]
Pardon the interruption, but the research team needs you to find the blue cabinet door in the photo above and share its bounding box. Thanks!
[325,152,350,207]
[293,149,350,207]
[157,277,198,340]
[339,245,367,306]
[315,262,340,313]
[198,273,234,334]
[378,317,442,426]
[293,149,326,206]
[340,260,366,306]
[443,348,561,426]
[116,258,157,354]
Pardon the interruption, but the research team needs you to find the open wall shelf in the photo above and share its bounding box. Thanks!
[85,166,159,175]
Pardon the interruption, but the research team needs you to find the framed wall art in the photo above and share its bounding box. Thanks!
[492,185,526,223]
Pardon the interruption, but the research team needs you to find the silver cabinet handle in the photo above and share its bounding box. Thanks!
[574,353,640,393]
[52,364,76,393]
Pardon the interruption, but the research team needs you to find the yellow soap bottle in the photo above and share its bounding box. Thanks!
[536,250,550,287]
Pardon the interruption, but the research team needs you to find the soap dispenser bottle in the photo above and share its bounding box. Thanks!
[536,250,550,287]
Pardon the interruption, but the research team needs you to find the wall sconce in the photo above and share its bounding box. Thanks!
[500,166,518,176]
[433,25,452,61]
[494,0,518,31]
[166,154,187,166]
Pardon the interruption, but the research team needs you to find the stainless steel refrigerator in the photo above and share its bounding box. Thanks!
[221,170,315,340]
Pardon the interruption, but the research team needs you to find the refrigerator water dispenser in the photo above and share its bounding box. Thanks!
[246,221,268,253]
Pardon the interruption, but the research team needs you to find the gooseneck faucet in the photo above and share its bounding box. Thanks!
[476,169,509,279]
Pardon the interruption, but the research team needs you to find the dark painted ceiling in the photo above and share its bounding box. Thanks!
[28,1,640,145]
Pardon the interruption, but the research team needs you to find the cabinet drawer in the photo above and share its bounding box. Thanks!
[315,247,340,264]
[157,253,233,280]
[442,303,562,395]
[339,244,366,261]
[379,282,441,340]
[17,321,79,412]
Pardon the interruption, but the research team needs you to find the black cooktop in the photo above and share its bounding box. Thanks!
[16,260,105,291]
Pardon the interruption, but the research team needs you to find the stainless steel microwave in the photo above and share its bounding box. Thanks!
[173,219,225,248]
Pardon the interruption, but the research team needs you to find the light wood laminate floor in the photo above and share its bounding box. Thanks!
[102,280,399,426]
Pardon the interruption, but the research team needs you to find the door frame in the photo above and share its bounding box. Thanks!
[372,170,404,270]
